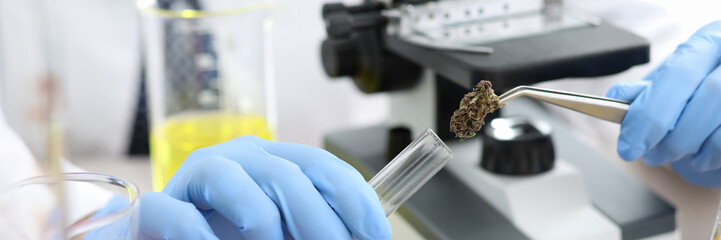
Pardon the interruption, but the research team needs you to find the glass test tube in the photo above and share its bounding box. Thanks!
[0,0,69,238]
[369,128,454,216]
[711,200,721,240]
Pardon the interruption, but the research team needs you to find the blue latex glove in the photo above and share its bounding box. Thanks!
[140,135,391,240]
[84,193,218,239]
[607,20,721,187]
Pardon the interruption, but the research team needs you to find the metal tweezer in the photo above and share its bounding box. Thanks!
[498,86,630,123]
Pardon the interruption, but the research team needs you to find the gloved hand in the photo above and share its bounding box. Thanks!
[606,20,721,187]
[138,135,391,240]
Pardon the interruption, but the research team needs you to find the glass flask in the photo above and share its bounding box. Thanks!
[137,0,280,191]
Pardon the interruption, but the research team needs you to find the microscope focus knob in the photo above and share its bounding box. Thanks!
[481,117,555,175]
[322,3,346,18]
[325,11,387,38]
[325,13,354,38]
[321,38,360,78]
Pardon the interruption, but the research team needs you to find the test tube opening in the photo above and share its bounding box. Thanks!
[369,128,454,216]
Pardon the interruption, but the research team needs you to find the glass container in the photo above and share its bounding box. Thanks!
[370,128,454,216]
[0,173,139,239]
[711,200,721,240]
[137,0,280,191]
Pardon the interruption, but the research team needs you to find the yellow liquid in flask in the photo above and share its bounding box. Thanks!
[150,112,273,191]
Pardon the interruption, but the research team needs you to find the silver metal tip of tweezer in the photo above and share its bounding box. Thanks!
[497,86,630,123]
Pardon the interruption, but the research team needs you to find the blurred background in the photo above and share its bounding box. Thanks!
[0,0,390,157]
[1,0,721,238]
[0,0,718,158]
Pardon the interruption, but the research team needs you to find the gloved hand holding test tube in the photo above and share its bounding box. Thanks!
[83,129,453,239]
[110,130,454,240]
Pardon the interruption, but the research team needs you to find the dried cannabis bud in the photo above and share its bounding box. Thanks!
[450,80,505,140]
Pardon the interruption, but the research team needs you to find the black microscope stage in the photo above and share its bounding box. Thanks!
[384,21,650,92]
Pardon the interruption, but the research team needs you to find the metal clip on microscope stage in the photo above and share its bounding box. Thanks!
[321,0,674,239]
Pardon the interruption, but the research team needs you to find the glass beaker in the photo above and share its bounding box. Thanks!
[137,0,280,191]
[0,173,140,239]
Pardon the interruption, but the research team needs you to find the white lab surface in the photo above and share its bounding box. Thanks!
[1,0,721,239]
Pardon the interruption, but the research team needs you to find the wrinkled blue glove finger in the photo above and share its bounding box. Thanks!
[617,20,721,161]
[671,160,721,188]
[606,80,649,102]
[187,137,353,240]
[685,125,721,172]
[642,65,721,166]
[254,138,392,240]
[138,192,218,240]
[163,156,283,239]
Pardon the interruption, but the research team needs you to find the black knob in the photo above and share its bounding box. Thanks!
[321,38,360,78]
[480,117,555,175]
[322,3,346,19]
[325,12,354,38]
[325,11,387,38]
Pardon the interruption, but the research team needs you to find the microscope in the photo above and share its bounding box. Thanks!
[320,0,675,239]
